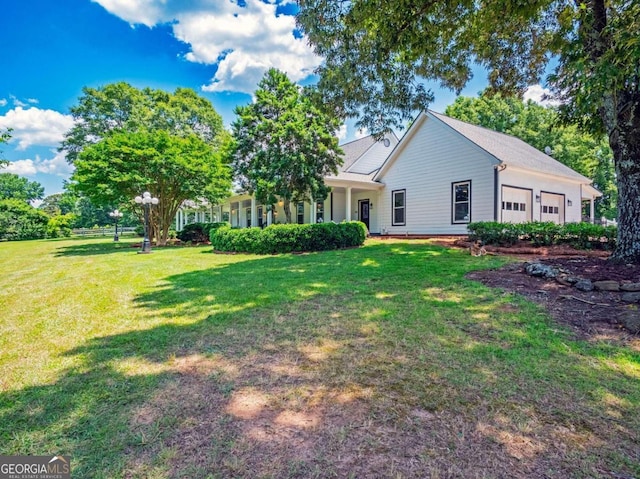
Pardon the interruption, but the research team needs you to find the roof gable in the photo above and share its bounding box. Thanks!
[375,111,592,183]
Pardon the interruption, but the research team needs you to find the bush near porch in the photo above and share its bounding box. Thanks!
[210,221,367,254]
[468,221,617,249]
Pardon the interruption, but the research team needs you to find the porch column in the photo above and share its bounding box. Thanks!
[176,210,181,231]
[267,208,273,226]
[251,198,257,227]
[590,197,595,224]
[345,187,352,221]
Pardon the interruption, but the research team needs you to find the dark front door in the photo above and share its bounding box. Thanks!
[359,199,370,230]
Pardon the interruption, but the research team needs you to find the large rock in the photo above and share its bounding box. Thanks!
[620,283,640,292]
[621,292,640,303]
[525,263,559,279]
[574,280,594,292]
[593,280,620,292]
[620,311,640,334]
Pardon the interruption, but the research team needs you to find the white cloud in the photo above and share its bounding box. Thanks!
[92,0,320,95]
[0,99,7,107]
[336,124,347,141]
[4,150,73,177]
[0,107,74,150]
[523,85,560,107]
[10,95,28,108]
[27,98,39,104]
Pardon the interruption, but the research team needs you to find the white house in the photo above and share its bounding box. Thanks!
[176,110,602,235]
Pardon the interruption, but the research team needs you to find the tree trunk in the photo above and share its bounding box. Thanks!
[608,96,640,264]
[283,200,292,224]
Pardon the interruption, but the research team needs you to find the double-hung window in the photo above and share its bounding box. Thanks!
[392,189,406,226]
[452,181,471,224]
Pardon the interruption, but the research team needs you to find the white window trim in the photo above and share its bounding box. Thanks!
[392,189,406,226]
[452,180,471,224]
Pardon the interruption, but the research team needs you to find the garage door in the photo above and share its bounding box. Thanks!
[540,192,564,224]
[501,187,531,223]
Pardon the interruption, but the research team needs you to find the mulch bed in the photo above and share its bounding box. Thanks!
[463,242,640,345]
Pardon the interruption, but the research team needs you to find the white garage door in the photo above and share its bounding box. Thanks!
[540,192,564,224]
[501,187,531,223]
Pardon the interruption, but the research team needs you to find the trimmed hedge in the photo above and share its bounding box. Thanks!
[467,221,616,250]
[210,221,367,254]
[0,199,50,241]
[177,222,226,243]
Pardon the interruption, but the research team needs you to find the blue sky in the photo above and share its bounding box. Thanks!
[0,0,547,198]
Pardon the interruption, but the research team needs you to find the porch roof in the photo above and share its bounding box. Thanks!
[325,171,384,189]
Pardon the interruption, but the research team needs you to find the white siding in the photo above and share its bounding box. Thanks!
[499,168,583,223]
[348,136,398,174]
[331,190,346,222]
[377,116,496,235]
[352,190,380,233]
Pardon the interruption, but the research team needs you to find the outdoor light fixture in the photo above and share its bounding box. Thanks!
[134,191,159,254]
[536,195,541,203]
[109,209,123,242]
[567,199,573,206]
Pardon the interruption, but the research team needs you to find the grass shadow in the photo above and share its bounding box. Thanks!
[1,242,638,478]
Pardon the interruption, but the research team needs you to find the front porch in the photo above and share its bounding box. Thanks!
[175,177,383,233]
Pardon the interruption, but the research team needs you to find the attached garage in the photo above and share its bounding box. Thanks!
[501,186,532,223]
[540,192,565,224]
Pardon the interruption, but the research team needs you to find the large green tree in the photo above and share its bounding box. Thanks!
[73,129,230,244]
[298,1,640,263]
[63,83,231,244]
[230,69,342,224]
[445,92,617,219]
[0,173,45,203]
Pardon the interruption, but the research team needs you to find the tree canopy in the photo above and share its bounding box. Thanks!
[230,68,342,224]
[64,83,231,244]
[0,173,45,203]
[444,92,617,219]
[297,1,640,263]
[72,129,230,243]
[0,129,11,168]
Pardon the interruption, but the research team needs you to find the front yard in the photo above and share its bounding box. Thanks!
[0,237,638,478]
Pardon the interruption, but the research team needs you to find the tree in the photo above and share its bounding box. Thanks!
[0,199,49,241]
[39,192,78,217]
[0,173,45,203]
[63,83,231,245]
[61,83,225,164]
[297,1,640,263]
[230,69,342,223]
[72,129,230,244]
[444,92,617,219]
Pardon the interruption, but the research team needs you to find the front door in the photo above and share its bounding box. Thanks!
[358,199,370,230]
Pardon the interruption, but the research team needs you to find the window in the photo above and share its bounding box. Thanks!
[297,202,304,224]
[520,203,526,211]
[316,201,324,223]
[392,190,406,225]
[452,181,471,223]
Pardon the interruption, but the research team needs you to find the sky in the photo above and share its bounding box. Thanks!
[0,0,549,198]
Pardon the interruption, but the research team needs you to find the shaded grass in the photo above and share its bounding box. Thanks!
[0,237,638,478]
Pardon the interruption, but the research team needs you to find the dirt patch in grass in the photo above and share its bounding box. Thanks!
[468,255,640,347]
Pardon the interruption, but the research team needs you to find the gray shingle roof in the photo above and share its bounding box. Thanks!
[338,136,377,171]
[429,111,591,182]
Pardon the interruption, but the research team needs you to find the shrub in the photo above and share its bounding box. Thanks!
[467,221,522,246]
[210,221,367,254]
[177,222,225,243]
[46,213,75,238]
[467,221,616,250]
[0,199,50,241]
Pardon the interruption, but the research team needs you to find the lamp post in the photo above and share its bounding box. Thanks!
[109,209,123,241]
[134,191,159,253]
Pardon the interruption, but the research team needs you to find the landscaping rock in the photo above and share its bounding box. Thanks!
[565,276,582,285]
[574,280,594,292]
[621,292,640,303]
[620,311,640,334]
[620,282,640,292]
[593,280,620,291]
[525,263,558,278]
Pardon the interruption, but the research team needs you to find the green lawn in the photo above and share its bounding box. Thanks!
[0,237,638,478]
